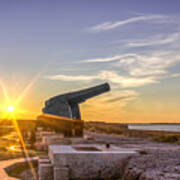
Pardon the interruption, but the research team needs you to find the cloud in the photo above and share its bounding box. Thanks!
[81,51,180,77]
[88,15,167,32]
[46,70,157,88]
[116,52,180,77]
[99,71,157,87]
[105,90,139,103]
[126,33,180,47]
[47,50,180,88]
[170,73,180,78]
[82,54,137,63]
[46,74,95,81]
[82,89,139,121]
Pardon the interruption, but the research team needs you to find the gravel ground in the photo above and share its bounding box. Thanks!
[124,149,180,180]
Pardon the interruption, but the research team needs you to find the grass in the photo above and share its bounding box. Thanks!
[0,138,22,160]
[5,160,38,179]
[152,135,180,143]
[0,134,46,161]
[85,122,126,135]
[0,148,46,161]
[138,150,148,155]
[85,122,180,144]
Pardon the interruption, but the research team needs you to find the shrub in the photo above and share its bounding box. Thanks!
[153,135,179,143]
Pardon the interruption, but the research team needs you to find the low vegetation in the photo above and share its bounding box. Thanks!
[5,160,38,179]
[152,135,180,143]
[85,122,180,144]
[0,132,45,161]
[138,150,148,155]
[85,122,127,135]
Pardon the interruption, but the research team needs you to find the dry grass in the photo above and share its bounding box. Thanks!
[152,135,180,143]
[85,122,180,144]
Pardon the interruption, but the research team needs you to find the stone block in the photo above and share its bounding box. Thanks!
[48,144,137,179]
[38,158,51,168]
[39,163,53,180]
[54,166,69,180]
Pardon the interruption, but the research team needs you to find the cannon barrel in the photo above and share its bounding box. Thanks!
[43,83,110,120]
[46,83,110,105]
[67,83,110,103]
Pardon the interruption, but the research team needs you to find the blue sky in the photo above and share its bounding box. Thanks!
[0,0,180,122]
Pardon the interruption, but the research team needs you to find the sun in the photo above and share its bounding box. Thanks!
[7,106,15,113]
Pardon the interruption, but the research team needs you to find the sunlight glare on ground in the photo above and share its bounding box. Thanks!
[8,145,16,151]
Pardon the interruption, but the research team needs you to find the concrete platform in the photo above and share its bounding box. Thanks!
[46,144,138,180]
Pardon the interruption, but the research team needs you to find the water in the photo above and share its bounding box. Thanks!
[128,124,180,132]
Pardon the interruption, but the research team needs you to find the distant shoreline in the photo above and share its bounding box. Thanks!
[128,124,180,133]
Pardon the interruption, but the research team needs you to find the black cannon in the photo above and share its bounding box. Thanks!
[43,83,110,119]
[37,83,110,136]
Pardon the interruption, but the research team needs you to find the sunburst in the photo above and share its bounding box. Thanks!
[7,106,15,113]
[0,74,42,180]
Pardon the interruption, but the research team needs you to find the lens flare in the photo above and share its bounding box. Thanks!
[0,77,41,179]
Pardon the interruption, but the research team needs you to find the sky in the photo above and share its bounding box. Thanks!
[0,0,180,123]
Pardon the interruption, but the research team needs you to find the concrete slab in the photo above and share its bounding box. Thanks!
[49,144,137,154]
[48,144,138,179]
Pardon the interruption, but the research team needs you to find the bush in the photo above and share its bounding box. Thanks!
[153,135,179,143]
[138,150,148,155]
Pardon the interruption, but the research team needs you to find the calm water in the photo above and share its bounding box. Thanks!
[128,124,180,132]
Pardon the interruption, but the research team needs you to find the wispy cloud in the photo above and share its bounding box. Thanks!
[126,32,180,47]
[82,54,137,63]
[105,90,139,103]
[46,74,95,81]
[46,70,157,88]
[88,14,168,32]
[47,49,180,88]
[170,73,180,78]
[116,52,180,77]
[81,89,139,122]
[81,51,180,77]
[99,71,157,87]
